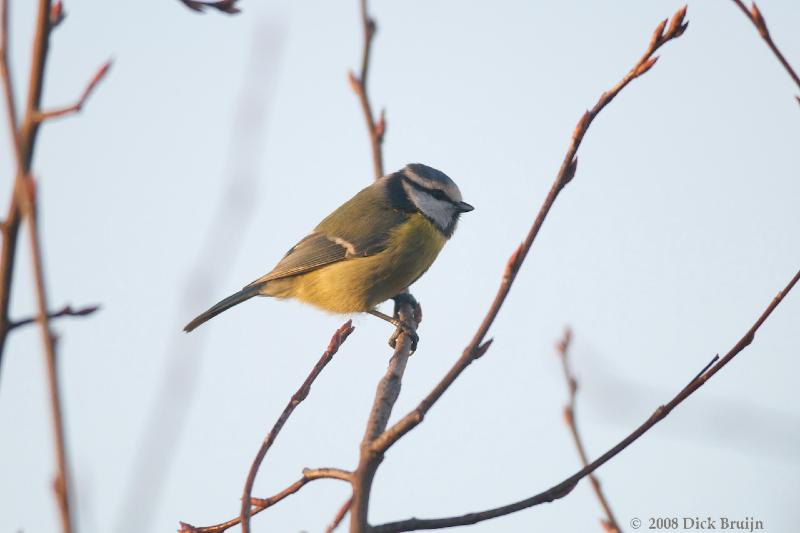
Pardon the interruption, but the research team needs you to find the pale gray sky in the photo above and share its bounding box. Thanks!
[1,1,799,532]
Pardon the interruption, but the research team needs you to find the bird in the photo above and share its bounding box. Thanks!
[183,163,473,347]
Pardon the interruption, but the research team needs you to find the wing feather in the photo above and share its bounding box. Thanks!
[246,180,411,288]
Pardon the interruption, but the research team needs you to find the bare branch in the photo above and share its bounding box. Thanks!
[349,0,385,180]
[239,320,355,533]
[34,60,112,122]
[9,302,100,330]
[350,300,418,531]
[180,468,352,533]
[177,0,241,15]
[729,0,800,98]
[556,328,622,533]
[373,269,800,531]
[372,4,690,458]
[327,497,353,533]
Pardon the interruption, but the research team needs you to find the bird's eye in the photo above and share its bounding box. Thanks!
[430,189,448,201]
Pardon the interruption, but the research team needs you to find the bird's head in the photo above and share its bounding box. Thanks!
[400,163,473,237]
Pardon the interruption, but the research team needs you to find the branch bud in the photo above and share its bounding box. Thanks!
[634,56,659,77]
[649,19,667,50]
[666,5,688,39]
[50,0,66,27]
[750,3,769,39]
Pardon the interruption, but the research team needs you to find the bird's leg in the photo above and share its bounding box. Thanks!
[392,292,421,323]
[368,308,419,352]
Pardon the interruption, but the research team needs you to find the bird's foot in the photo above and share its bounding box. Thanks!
[392,292,422,324]
[388,321,419,353]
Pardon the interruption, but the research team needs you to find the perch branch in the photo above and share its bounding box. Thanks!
[350,300,418,532]
[556,328,622,533]
[729,0,800,99]
[9,302,99,330]
[34,60,112,122]
[372,5,690,457]
[348,0,419,530]
[239,320,355,533]
[372,268,799,531]
[180,468,352,533]
[348,0,385,180]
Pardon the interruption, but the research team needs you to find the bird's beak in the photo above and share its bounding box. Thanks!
[456,201,474,213]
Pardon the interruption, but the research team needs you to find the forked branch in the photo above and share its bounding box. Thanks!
[179,467,352,533]
[34,60,112,122]
[373,269,799,532]
[238,320,355,533]
[371,5,690,458]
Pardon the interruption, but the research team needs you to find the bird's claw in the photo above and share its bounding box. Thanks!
[393,292,422,324]
[388,321,419,353]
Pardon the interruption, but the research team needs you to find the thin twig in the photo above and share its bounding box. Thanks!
[348,0,385,180]
[34,60,112,122]
[19,172,74,533]
[556,328,622,533]
[372,6,690,457]
[238,320,355,533]
[1,0,78,531]
[177,0,241,15]
[0,0,25,379]
[372,268,799,531]
[327,497,354,533]
[8,303,99,330]
[180,468,352,533]
[729,0,800,100]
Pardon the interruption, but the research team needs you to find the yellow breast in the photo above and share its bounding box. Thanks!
[286,213,447,313]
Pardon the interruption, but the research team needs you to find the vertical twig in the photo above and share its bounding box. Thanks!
[1,1,75,532]
[238,320,355,533]
[348,0,385,180]
[556,328,622,533]
[345,0,422,529]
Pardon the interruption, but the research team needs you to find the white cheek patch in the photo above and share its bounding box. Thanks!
[403,181,457,232]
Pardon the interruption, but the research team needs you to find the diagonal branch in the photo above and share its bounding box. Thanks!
[8,302,99,331]
[34,60,112,122]
[327,496,354,533]
[372,268,799,532]
[348,0,385,181]
[556,328,622,533]
[238,320,355,533]
[728,0,800,101]
[179,467,352,533]
[372,5,690,457]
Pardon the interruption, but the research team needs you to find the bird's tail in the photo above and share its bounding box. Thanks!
[183,285,262,332]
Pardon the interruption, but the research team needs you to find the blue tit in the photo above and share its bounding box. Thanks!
[183,163,473,340]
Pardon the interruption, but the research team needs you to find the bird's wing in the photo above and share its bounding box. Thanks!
[246,187,409,286]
